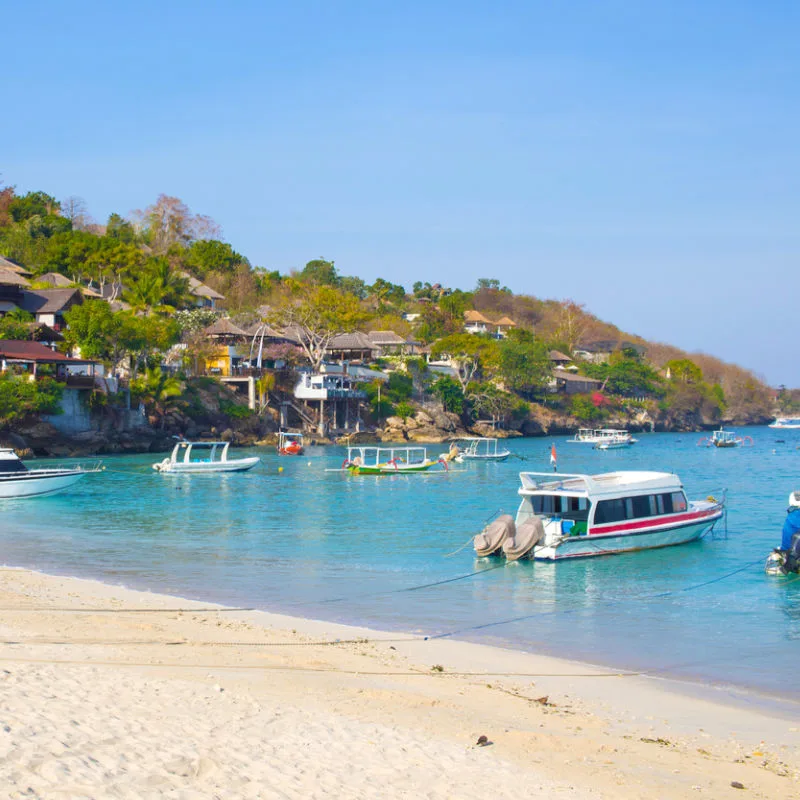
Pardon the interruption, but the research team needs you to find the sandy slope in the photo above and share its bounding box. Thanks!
[0,567,797,799]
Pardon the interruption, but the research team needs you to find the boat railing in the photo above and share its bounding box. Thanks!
[346,446,428,466]
[29,459,105,474]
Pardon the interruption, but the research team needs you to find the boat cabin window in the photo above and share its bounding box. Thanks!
[531,494,590,521]
[0,459,27,473]
[594,491,689,524]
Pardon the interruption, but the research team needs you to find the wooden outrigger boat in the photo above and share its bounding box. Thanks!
[698,428,753,448]
[342,446,448,475]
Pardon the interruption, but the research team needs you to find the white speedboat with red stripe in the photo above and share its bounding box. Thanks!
[474,471,724,561]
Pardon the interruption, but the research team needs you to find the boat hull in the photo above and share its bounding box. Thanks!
[156,457,260,474]
[347,460,440,475]
[532,513,722,560]
[0,470,88,499]
[461,453,510,462]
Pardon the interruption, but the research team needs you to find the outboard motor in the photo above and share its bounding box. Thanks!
[502,517,545,562]
[474,515,515,558]
[765,531,800,576]
[787,530,800,573]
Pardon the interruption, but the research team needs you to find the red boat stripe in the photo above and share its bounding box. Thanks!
[590,508,720,535]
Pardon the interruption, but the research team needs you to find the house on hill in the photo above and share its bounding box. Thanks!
[0,340,101,385]
[180,272,225,309]
[463,310,517,338]
[367,330,419,357]
[574,340,647,364]
[20,288,85,330]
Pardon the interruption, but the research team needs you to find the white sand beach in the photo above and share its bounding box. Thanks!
[0,567,797,799]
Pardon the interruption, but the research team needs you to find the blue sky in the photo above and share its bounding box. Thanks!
[3,1,798,385]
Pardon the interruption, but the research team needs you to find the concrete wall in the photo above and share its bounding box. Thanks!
[44,388,148,435]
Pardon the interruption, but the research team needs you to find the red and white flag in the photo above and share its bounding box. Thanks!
[550,443,557,470]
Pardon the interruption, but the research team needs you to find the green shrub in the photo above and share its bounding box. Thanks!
[395,401,415,421]
[219,399,252,419]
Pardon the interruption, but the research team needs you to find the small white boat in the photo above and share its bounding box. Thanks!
[567,428,637,446]
[769,417,800,430]
[0,448,102,499]
[341,446,447,475]
[153,441,260,474]
[473,470,724,561]
[450,437,511,462]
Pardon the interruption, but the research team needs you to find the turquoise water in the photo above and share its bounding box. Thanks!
[1,429,799,699]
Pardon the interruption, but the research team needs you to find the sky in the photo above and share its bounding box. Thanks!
[2,1,798,385]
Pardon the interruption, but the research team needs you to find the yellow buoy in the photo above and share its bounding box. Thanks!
[278,466,284,473]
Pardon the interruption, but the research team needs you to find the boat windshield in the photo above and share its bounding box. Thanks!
[530,494,591,521]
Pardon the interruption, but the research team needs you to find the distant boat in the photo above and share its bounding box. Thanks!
[449,437,511,462]
[473,470,724,561]
[567,428,637,446]
[342,446,447,475]
[277,431,304,456]
[769,417,800,430]
[698,429,754,448]
[153,441,260,473]
[0,448,102,499]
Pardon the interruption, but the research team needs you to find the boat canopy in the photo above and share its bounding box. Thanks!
[518,471,682,499]
[346,446,428,466]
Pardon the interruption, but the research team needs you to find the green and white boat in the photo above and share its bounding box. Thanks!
[342,446,447,475]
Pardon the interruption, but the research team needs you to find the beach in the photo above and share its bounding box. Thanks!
[0,567,797,799]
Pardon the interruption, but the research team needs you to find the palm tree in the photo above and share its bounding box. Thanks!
[132,367,183,428]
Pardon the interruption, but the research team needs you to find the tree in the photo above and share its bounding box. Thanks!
[131,367,183,428]
[183,239,245,279]
[429,333,499,393]
[106,213,136,243]
[370,278,405,305]
[555,300,589,353]
[61,196,91,230]
[133,195,221,254]
[298,258,339,286]
[8,191,61,222]
[0,373,63,428]
[665,358,703,384]
[270,285,368,371]
[497,329,552,394]
[430,375,464,415]
[0,308,35,340]
[123,257,190,314]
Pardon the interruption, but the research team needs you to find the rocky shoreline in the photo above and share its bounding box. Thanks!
[1,402,772,460]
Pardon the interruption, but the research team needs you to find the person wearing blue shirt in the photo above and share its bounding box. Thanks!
[782,492,800,551]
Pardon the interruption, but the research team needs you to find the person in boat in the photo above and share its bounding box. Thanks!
[447,442,460,462]
[779,492,800,571]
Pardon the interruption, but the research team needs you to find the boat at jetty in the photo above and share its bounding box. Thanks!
[277,431,304,456]
[342,446,447,475]
[698,429,753,448]
[769,417,800,429]
[473,470,724,561]
[567,428,637,447]
[450,437,511,462]
[0,448,102,499]
[153,441,260,474]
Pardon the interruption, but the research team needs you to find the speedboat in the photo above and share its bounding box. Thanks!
[473,470,724,561]
[567,428,637,446]
[0,448,102,499]
[277,431,304,456]
[449,437,511,462]
[769,417,800,430]
[342,446,447,475]
[153,441,260,473]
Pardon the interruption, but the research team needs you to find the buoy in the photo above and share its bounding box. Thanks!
[278,466,284,473]
[307,461,312,466]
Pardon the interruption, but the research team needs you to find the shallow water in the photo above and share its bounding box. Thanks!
[1,429,799,699]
